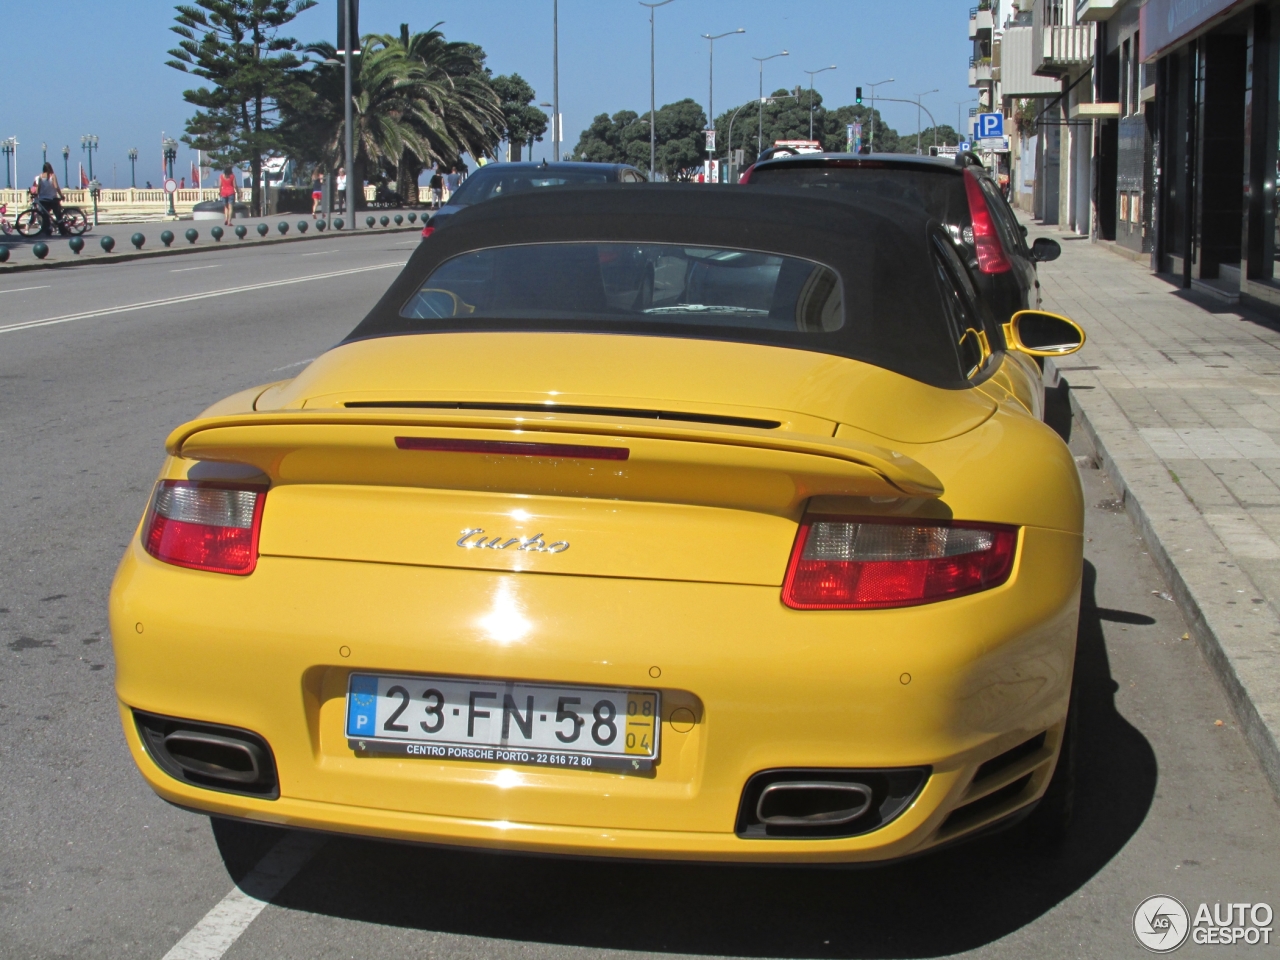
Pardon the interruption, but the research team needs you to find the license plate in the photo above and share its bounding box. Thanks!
[346,673,660,772]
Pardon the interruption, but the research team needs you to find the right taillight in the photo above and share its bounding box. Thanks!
[782,516,1017,609]
[143,481,266,575]
[962,170,1012,274]
[421,225,434,239]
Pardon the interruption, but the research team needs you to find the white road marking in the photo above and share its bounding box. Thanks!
[0,285,52,294]
[298,248,338,256]
[161,831,325,960]
[0,261,403,334]
[271,357,317,371]
[170,264,222,273]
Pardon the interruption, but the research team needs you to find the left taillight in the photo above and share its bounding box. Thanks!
[421,225,434,239]
[142,481,267,575]
[782,516,1018,610]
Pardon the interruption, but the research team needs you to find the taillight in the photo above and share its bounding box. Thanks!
[962,171,1012,274]
[782,516,1017,609]
[142,481,266,575]
[421,225,434,238]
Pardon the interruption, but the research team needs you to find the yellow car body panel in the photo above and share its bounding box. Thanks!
[112,331,1083,863]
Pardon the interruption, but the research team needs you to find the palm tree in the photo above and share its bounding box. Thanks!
[284,25,502,206]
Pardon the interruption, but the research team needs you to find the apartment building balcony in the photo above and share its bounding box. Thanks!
[969,56,993,87]
[1075,0,1121,21]
[1034,23,1094,76]
[969,5,994,39]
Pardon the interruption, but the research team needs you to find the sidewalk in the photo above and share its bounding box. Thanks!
[1029,225,1280,797]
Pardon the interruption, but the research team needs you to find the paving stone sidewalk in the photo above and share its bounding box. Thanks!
[1026,226,1280,798]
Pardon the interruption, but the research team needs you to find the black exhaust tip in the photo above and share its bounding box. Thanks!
[737,767,928,839]
[134,711,279,799]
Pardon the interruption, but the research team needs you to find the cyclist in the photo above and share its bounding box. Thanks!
[34,163,64,233]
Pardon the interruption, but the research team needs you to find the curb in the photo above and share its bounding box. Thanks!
[1050,358,1280,801]
[0,222,421,274]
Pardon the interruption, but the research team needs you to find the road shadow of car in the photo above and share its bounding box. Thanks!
[211,561,1156,958]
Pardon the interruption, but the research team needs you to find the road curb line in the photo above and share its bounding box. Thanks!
[0,223,420,274]
[1052,359,1280,801]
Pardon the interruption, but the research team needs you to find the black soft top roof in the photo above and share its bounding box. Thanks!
[346,184,972,388]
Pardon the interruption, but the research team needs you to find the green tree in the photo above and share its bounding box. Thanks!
[490,73,547,161]
[570,99,706,178]
[167,0,317,216]
[823,104,900,154]
[907,125,963,153]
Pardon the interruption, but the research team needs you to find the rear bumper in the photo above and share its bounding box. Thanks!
[111,526,1080,863]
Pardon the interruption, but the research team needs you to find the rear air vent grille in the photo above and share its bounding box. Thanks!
[344,401,781,430]
[973,732,1046,784]
[940,773,1034,834]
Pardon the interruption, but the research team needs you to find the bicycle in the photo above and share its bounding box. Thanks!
[15,199,89,238]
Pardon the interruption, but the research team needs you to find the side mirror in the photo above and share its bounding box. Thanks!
[1003,310,1085,357]
[1030,237,1061,262]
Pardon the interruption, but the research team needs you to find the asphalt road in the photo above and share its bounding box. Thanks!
[1,239,1277,959]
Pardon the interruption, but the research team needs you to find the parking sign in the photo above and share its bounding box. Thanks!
[976,113,1003,139]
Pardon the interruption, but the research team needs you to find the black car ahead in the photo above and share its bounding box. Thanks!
[422,161,646,237]
[741,152,1060,333]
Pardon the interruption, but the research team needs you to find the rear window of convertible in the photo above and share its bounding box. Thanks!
[400,243,843,333]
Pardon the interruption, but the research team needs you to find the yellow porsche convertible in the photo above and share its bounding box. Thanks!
[110,186,1085,863]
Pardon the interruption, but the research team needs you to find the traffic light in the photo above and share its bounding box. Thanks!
[855,87,863,104]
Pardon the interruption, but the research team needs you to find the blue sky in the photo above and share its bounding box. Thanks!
[0,1,975,187]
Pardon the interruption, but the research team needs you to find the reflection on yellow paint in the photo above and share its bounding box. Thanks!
[476,577,532,645]
[492,768,523,789]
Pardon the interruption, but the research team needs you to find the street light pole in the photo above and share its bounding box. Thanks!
[162,137,178,218]
[701,28,745,176]
[552,0,560,161]
[128,148,138,188]
[864,78,893,152]
[81,134,99,182]
[804,65,837,142]
[955,99,976,143]
[640,0,675,181]
[1,140,13,190]
[61,145,69,187]
[752,50,788,156]
[914,89,938,154]
[724,93,794,181]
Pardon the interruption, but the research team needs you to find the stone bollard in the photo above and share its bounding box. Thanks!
[211,226,223,241]
[393,214,403,226]
[333,218,344,230]
[407,212,417,223]
[365,216,376,228]
[0,246,9,263]
[235,225,247,239]
[297,220,308,234]
[185,228,199,244]
[316,219,326,232]
[277,221,289,235]
[379,215,389,227]
[100,236,115,253]
[256,223,268,236]
[131,233,146,249]
[69,236,85,254]
[160,230,174,247]
[33,242,49,259]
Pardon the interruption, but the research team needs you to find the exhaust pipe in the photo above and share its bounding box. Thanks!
[755,780,873,827]
[163,730,268,785]
[133,711,279,799]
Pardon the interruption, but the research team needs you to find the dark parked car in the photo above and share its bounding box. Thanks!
[741,152,1060,333]
[422,161,646,237]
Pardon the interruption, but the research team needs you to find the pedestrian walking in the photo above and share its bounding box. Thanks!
[335,167,347,213]
[429,167,443,209]
[311,168,324,217]
[218,166,237,225]
[443,166,460,203]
